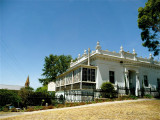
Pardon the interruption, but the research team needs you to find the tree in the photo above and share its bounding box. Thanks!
[101,82,115,98]
[0,89,21,107]
[35,85,55,104]
[36,85,48,93]
[39,54,72,85]
[138,0,160,56]
[18,87,34,107]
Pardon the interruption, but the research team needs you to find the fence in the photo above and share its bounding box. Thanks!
[56,86,160,103]
[116,86,160,97]
[64,90,94,102]
[138,88,160,97]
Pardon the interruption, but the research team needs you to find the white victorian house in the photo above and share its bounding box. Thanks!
[54,41,160,101]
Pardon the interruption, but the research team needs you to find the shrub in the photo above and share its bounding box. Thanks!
[26,107,34,112]
[79,102,86,105]
[65,103,74,107]
[11,108,17,112]
[0,89,21,107]
[144,94,153,99]
[47,106,54,109]
[118,95,130,100]
[18,87,55,107]
[86,102,92,104]
[3,107,9,112]
[51,100,58,106]
[101,82,115,98]
[34,106,43,110]
[0,106,3,111]
[73,102,79,106]
[39,106,47,110]
[129,95,138,100]
[56,104,64,108]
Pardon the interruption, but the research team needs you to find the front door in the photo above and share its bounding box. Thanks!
[129,71,135,95]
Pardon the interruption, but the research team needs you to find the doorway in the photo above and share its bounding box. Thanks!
[128,70,136,95]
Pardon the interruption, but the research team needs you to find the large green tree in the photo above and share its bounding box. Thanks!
[138,0,160,56]
[39,54,72,85]
[0,89,21,107]
[18,87,34,107]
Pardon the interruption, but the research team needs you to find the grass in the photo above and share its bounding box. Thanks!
[1,100,160,120]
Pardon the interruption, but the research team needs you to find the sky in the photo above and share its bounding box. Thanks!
[0,0,157,89]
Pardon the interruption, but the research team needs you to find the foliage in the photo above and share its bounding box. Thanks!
[101,82,115,98]
[26,107,34,112]
[129,95,138,100]
[36,85,48,93]
[18,86,55,107]
[3,107,9,112]
[47,105,54,109]
[11,108,18,112]
[56,104,65,108]
[0,106,3,111]
[34,106,43,110]
[138,0,160,56]
[95,98,108,102]
[0,89,21,107]
[144,94,153,98]
[36,85,55,98]
[39,54,72,85]
[18,87,34,107]
[117,95,130,100]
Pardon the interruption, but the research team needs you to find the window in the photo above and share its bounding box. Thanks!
[91,69,95,82]
[144,75,148,87]
[109,71,115,84]
[82,68,95,82]
[157,78,160,89]
[87,69,91,81]
[82,68,87,81]
[73,68,81,83]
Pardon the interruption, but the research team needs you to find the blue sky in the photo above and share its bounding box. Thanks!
[1,0,156,89]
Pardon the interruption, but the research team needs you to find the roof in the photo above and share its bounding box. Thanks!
[56,41,160,79]
[70,42,160,68]
[0,84,24,90]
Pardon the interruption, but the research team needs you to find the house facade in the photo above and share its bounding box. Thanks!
[55,42,160,101]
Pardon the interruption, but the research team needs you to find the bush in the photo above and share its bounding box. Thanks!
[11,108,17,112]
[0,106,3,111]
[144,94,153,99]
[18,87,55,107]
[79,102,86,105]
[86,102,92,104]
[73,102,79,106]
[3,107,9,112]
[65,103,74,107]
[129,95,138,100]
[34,106,43,110]
[101,82,115,98]
[118,95,130,100]
[26,107,34,112]
[0,89,21,107]
[47,106,54,109]
[56,104,64,108]
[41,106,48,110]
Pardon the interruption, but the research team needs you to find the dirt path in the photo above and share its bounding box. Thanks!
[0,99,155,119]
